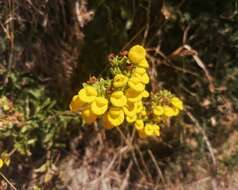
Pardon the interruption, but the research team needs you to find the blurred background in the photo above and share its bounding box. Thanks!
[0,0,238,189]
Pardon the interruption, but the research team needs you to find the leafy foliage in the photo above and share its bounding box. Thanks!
[0,67,81,156]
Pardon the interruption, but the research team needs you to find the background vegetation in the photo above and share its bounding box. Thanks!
[0,0,238,189]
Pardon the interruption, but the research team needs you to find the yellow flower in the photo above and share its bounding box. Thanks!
[132,72,150,84]
[126,115,137,123]
[69,95,85,112]
[153,105,164,116]
[107,107,125,126]
[144,124,154,136]
[128,45,146,64]
[110,91,127,107]
[123,102,137,117]
[163,106,178,117]
[81,108,97,124]
[138,58,149,68]
[91,96,108,115]
[154,125,160,137]
[78,85,97,103]
[141,90,149,98]
[125,88,142,102]
[113,74,128,88]
[128,77,145,92]
[171,97,183,110]
[135,119,144,130]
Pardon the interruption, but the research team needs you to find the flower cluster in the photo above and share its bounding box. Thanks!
[70,45,183,138]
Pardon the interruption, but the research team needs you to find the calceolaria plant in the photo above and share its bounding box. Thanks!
[69,45,184,138]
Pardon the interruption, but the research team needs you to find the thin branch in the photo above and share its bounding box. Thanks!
[183,45,215,92]
[119,162,132,190]
[148,150,165,184]
[182,25,190,45]
[142,0,151,45]
[150,44,215,93]
[0,172,17,190]
[135,145,152,180]
[186,111,218,190]
[122,26,146,51]
[186,111,216,166]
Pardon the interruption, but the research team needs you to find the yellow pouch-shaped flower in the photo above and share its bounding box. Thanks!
[128,45,146,64]
[163,106,178,117]
[171,97,183,110]
[78,85,97,103]
[125,88,142,102]
[153,105,164,116]
[91,96,108,115]
[128,77,145,92]
[81,108,97,124]
[123,102,137,117]
[135,119,144,131]
[132,72,149,84]
[144,124,154,136]
[69,95,85,112]
[113,74,128,88]
[110,91,127,107]
[107,107,125,126]
[126,114,137,123]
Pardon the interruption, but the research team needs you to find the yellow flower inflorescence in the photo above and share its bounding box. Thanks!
[151,90,183,121]
[69,45,184,138]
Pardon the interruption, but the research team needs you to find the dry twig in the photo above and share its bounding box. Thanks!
[186,111,218,190]
[148,150,165,185]
[0,172,17,190]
